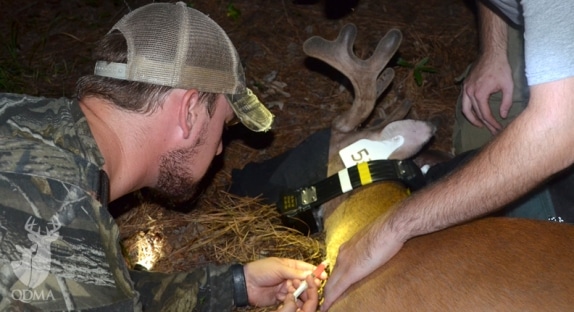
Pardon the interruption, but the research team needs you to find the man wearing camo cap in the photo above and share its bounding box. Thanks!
[0,2,321,311]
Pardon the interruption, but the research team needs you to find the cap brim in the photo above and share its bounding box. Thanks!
[227,88,274,132]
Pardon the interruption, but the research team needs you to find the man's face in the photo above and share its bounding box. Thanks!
[155,94,235,202]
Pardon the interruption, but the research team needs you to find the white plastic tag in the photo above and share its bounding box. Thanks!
[338,136,404,168]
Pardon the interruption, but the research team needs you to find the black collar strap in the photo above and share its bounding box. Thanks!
[277,159,425,233]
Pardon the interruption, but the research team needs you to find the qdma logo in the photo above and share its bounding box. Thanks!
[10,216,60,302]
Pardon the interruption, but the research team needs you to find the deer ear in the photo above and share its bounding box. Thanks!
[178,89,201,139]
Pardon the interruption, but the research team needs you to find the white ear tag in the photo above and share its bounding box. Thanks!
[338,136,404,168]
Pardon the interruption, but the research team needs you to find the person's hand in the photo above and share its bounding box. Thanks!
[321,220,404,311]
[244,257,326,307]
[276,275,320,312]
[461,52,514,134]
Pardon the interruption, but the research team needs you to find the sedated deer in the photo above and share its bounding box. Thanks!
[301,24,574,311]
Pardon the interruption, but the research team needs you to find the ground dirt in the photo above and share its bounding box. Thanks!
[1,1,478,310]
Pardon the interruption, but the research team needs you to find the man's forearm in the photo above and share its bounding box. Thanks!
[386,77,574,242]
[477,1,508,57]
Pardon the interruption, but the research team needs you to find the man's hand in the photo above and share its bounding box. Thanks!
[462,0,513,135]
[244,257,326,307]
[462,53,513,134]
[321,220,404,311]
[276,275,320,312]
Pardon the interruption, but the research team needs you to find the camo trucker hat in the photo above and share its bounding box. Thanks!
[93,2,274,132]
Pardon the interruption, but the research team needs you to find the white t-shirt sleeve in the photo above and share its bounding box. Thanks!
[522,0,574,86]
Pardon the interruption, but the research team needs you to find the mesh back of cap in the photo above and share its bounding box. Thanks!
[112,2,245,94]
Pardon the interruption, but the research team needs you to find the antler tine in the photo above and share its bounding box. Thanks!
[47,216,61,234]
[371,29,402,73]
[303,24,402,132]
[303,24,359,82]
[374,30,402,105]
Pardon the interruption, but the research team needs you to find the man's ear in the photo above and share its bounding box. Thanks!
[178,89,201,139]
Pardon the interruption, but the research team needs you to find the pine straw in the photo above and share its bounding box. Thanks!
[117,191,325,273]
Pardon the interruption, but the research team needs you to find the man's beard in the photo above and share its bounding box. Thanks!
[155,124,208,203]
[156,146,200,203]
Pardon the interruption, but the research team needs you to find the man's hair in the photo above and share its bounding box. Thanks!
[76,31,216,115]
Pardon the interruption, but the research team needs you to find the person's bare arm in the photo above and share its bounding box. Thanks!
[396,77,574,237]
[462,0,513,133]
[322,76,574,310]
[477,1,508,62]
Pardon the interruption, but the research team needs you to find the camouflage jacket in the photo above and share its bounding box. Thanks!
[0,93,237,311]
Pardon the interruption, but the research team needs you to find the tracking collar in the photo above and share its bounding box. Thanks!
[277,159,425,234]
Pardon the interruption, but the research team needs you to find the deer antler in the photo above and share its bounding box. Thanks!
[303,24,402,132]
